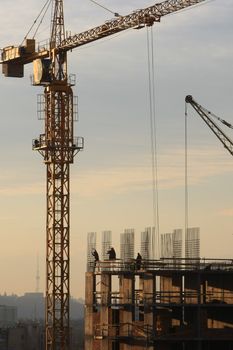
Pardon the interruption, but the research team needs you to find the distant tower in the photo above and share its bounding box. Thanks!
[87,232,97,272]
[102,230,112,261]
[141,227,152,259]
[120,229,134,261]
[36,254,40,293]
[185,227,200,259]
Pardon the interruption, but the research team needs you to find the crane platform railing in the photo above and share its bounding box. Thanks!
[89,258,233,274]
[92,289,233,306]
[94,322,154,340]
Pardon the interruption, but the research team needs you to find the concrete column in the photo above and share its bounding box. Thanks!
[84,272,96,350]
[143,273,155,336]
[119,274,134,350]
[160,275,173,303]
[100,273,112,350]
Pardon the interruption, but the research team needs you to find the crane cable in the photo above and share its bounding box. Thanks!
[184,103,189,257]
[146,27,160,260]
[33,0,52,40]
[88,0,120,17]
[20,0,52,46]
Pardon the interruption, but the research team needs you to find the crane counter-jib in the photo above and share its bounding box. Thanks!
[0,39,49,78]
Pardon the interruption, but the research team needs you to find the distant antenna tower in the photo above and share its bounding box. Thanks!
[36,254,40,293]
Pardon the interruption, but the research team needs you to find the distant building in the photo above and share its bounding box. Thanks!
[21,293,44,321]
[0,319,82,349]
[0,305,17,327]
[185,227,200,259]
[7,322,44,350]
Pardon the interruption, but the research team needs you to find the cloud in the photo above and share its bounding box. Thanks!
[0,145,231,200]
[73,146,233,197]
[0,182,44,197]
[218,208,233,217]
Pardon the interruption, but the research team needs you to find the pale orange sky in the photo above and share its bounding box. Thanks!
[0,0,232,298]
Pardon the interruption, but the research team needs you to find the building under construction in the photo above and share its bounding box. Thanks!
[85,257,233,350]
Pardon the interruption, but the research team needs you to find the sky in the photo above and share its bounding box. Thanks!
[0,0,233,298]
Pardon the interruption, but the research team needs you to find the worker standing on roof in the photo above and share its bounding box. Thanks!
[107,247,116,271]
[136,252,142,270]
[107,247,116,260]
[92,249,99,271]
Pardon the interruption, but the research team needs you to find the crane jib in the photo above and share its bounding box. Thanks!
[185,95,233,157]
[1,0,206,78]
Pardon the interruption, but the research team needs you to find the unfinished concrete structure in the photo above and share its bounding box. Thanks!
[85,258,233,350]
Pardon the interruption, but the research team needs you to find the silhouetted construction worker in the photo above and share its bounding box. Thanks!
[107,247,116,260]
[92,249,99,262]
[136,252,142,270]
[91,249,99,270]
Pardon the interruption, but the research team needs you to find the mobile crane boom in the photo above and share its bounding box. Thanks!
[0,1,208,349]
[185,95,233,156]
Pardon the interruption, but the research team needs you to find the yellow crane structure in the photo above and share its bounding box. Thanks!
[1,0,207,349]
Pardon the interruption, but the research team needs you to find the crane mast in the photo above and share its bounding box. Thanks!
[185,95,233,156]
[0,1,208,349]
[35,1,82,349]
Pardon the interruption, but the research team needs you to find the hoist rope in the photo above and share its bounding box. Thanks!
[88,0,120,17]
[146,27,160,260]
[184,103,189,257]
[33,0,52,40]
[20,0,52,46]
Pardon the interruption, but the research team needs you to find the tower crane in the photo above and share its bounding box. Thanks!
[185,95,233,156]
[1,1,207,349]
